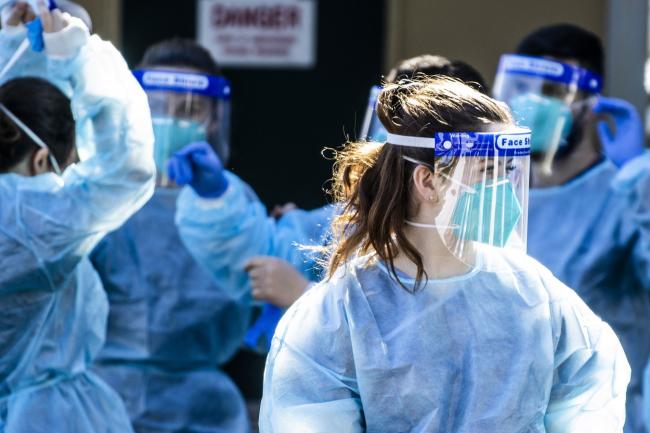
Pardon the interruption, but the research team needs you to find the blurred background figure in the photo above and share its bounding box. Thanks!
[493,24,650,433]
[90,38,250,433]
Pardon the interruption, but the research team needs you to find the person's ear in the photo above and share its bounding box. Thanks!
[31,148,52,175]
[411,165,438,204]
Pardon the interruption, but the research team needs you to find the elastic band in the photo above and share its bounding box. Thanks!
[387,133,438,148]
[405,220,459,230]
[0,103,62,175]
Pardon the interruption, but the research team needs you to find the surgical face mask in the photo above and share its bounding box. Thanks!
[451,178,522,247]
[402,156,523,247]
[509,93,573,153]
[152,117,207,173]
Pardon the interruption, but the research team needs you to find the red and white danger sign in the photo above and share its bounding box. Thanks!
[197,0,318,68]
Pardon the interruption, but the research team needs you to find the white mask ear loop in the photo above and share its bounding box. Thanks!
[0,103,62,175]
[405,220,459,230]
[401,155,462,230]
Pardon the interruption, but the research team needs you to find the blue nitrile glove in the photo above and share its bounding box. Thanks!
[26,17,44,51]
[167,141,229,198]
[593,96,645,168]
[25,0,57,52]
[244,304,283,353]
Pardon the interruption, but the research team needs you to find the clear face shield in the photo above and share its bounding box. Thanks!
[493,54,602,174]
[133,69,232,187]
[360,85,388,142]
[388,128,531,269]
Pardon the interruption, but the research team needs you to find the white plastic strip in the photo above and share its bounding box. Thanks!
[386,133,436,148]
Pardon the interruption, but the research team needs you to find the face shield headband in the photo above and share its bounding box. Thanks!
[495,54,603,95]
[385,128,532,157]
[132,69,232,100]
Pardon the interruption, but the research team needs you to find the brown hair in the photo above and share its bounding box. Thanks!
[326,77,513,287]
[386,54,489,94]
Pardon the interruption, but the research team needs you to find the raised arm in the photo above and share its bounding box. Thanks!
[0,15,154,290]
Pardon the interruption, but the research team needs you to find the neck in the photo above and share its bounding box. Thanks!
[392,223,475,280]
[531,132,602,188]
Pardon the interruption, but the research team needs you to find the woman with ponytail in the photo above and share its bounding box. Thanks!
[259,77,630,433]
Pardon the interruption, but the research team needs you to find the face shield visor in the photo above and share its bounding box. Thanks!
[493,54,602,173]
[360,85,388,142]
[133,69,232,187]
[388,128,531,269]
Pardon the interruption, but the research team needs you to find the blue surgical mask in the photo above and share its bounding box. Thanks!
[509,93,573,153]
[152,117,207,172]
[451,178,522,247]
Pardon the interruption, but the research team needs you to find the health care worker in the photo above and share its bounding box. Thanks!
[0,4,155,432]
[492,24,650,433]
[90,38,251,433]
[257,77,630,432]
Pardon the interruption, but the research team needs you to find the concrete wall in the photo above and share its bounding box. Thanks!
[385,0,606,85]
[605,0,648,130]
[75,0,122,46]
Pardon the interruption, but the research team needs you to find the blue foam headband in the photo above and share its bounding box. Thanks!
[133,69,232,100]
[497,54,603,93]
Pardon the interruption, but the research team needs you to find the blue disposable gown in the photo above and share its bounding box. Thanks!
[175,173,334,350]
[528,158,650,433]
[0,26,72,96]
[90,188,250,433]
[259,247,630,433]
[0,36,155,432]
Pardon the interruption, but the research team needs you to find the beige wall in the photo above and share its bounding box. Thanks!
[75,0,122,47]
[386,0,606,85]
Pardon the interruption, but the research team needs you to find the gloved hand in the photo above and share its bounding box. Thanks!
[244,303,284,353]
[25,0,58,52]
[593,96,645,168]
[167,141,229,198]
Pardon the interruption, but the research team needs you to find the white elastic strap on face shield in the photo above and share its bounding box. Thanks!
[387,133,436,148]
[0,103,62,175]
